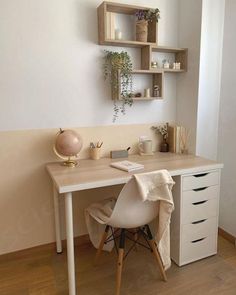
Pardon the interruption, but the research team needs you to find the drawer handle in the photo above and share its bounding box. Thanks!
[191,237,206,243]
[192,219,207,224]
[192,200,208,205]
[193,173,209,178]
[193,187,208,192]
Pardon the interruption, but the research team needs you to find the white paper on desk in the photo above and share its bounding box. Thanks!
[110,160,144,172]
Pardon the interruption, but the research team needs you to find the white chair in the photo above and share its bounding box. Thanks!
[87,177,168,295]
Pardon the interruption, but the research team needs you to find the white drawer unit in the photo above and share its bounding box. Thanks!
[182,185,219,205]
[181,235,217,265]
[182,171,219,191]
[182,217,218,243]
[182,198,218,224]
[170,169,220,266]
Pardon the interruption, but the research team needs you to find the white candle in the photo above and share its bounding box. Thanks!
[115,29,122,40]
[144,88,150,98]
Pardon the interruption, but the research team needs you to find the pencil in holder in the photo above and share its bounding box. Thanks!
[90,147,101,160]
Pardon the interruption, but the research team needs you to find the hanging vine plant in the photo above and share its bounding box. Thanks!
[103,50,133,122]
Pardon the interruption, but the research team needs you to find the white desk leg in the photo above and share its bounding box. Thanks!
[65,192,76,295]
[53,185,62,254]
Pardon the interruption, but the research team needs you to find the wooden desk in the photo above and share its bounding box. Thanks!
[46,153,223,295]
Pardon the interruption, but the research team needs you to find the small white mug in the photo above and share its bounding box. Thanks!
[139,140,152,154]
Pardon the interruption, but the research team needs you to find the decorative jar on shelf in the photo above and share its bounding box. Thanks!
[136,20,148,42]
[160,137,169,153]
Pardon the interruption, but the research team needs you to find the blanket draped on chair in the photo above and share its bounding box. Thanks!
[85,169,175,270]
[133,169,175,270]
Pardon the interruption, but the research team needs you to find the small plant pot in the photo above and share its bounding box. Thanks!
[160,139,169,153]
[136,20,148,42]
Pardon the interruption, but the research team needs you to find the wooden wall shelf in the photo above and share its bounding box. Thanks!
[98,2,157,45]
[152,46,187,53]
[164,69,185,73]
[132,69,185,74]
[99,39,156,48]
[141,46,188,72]
[117,96,162,101]
[97,1,188,102]
[105,2,153,14]
[132,69,163,74]
[112,71,163,101]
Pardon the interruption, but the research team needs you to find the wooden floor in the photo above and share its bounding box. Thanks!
[0,236,236,295]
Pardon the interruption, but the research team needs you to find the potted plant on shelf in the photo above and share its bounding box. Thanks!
[103,50,133,122]
[135,8,160,42]
[152,122,169,152]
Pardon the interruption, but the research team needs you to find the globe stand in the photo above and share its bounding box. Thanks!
[53,144,79,168]
[63,158,78,168]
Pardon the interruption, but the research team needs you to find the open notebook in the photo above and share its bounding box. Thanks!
[110,160,144,172]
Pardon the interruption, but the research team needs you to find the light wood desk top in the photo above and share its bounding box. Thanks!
[46,153,223,193]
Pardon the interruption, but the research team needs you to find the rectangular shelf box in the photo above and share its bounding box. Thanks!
[98,1,158,47]
[112,70,163,101]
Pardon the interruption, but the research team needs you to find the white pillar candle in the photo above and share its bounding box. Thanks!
[115,29,122,40]
[144,88,150,97]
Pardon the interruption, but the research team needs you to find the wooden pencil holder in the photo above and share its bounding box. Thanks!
[90,147,101,160]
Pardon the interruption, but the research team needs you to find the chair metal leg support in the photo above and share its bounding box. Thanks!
[134,228,138,251]
[116,229,125,295]
[94,225,110,265]
[145,225,167,282]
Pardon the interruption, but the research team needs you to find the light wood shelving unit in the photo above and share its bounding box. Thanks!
[98,2,157,46]
[141,45,188,72]
[112,70,163,101]
[132,69,163,74]
[97,1,188,101]
[153,46,187,72]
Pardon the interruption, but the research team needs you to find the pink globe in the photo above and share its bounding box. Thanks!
[55,129,83,158]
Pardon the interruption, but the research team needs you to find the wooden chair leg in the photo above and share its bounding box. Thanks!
[116,229,125,295]
[145,225,167,282]
[94,225,110,265]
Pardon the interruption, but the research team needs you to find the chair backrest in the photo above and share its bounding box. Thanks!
[108,177,159,229]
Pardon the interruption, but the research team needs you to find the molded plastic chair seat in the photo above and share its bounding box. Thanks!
[85,174,173,295]
[87,178,159,229]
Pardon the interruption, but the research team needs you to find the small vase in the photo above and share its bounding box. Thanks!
[160,138,169,152]
[136,20,148,42]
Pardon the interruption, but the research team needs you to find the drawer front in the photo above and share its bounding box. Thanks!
[183,185,219,206]
[182,198,218,224]
[182,217,218,243]
[181,235,217,265]
[182,171,219,191]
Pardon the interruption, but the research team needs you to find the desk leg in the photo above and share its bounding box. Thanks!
[53,185,62,254]
[65,192,76,295]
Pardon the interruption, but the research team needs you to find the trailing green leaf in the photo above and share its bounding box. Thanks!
[103,50,133,122]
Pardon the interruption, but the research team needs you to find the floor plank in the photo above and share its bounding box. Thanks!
[0,236,236,295]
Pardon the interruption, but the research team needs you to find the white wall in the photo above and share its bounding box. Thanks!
[217,0,236,237]
[0,0,180,131]
[196,0,225,160]
[1,0,234,252]
[1,0,203,255]
[176,0,203,153]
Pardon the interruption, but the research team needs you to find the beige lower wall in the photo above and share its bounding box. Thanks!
[0,124,162,255]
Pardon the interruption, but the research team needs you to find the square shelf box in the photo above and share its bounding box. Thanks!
[98,2,158,47]
[111,70,163,101]
[141,45,188,72]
